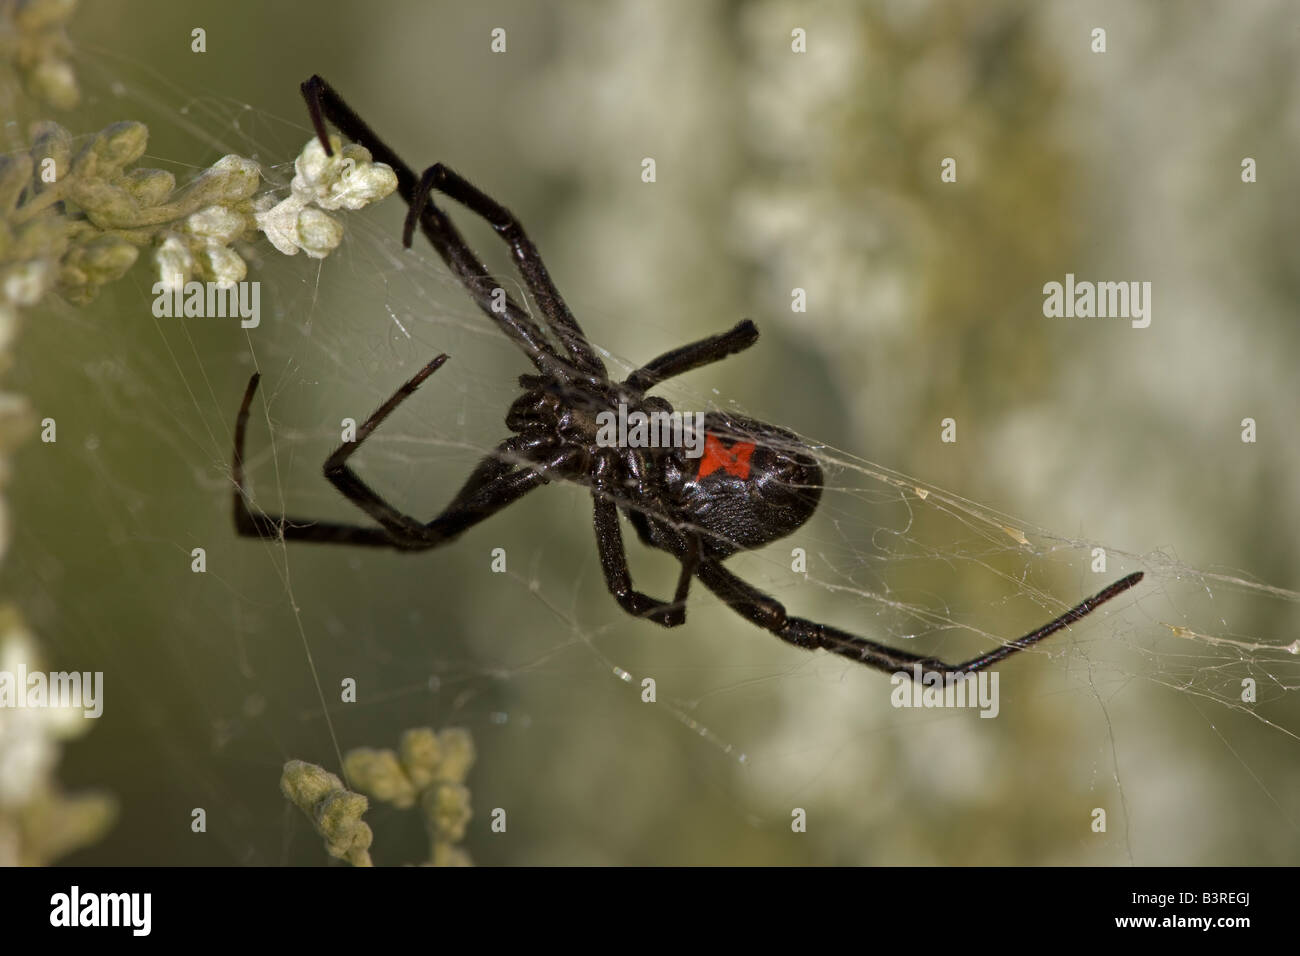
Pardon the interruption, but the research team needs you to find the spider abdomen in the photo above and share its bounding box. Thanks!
[674,413,822,558]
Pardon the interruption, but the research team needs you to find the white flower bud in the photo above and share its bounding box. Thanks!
[280,760,345,812]
[436,727,476,783]
[186,205,246,245]
[205,155,262,202]
[344,747,417,809]
[94,122,148,170]
[155,235,194,291]
[422,782,473,843]
[198,244,246,288]
[3,260,54,307]
[122,168,176,208]
[295,207,343,258]
[28,60,79,112]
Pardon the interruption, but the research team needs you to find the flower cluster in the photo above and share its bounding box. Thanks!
[254,134,398,260]
[280,759,375,868]
[0,0,405,870]
[1,0,81,110]
[0,607,116,865]
[282,727,476,867]
[1,119,397,330]
[344,726,476,867]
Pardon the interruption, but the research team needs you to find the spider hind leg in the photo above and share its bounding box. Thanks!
[695,560,1144,677]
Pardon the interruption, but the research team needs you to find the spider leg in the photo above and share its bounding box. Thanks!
[233,367,553,550]
[232,373,391,545]
[300,75,586,387]
[693,559,1144,677]
[407,163,607,378]
[592,493,697,626]
[624,319,759,393]
[588,449,698,626]
[317,354,453,539]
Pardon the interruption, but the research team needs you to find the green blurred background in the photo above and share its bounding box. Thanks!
[3,0,1298,864]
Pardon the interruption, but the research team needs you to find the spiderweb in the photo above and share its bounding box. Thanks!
[4,0,1299,866]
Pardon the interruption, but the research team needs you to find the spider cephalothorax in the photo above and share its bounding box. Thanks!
[232,75,1141,676]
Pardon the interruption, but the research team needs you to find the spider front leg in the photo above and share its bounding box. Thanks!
[694,559,1144,677]
[624,319,759,394]
[233,359,553,550]
[301,75,583,387]
[317,354,451,540]
[234,372,401,546]
[405,162,606,378]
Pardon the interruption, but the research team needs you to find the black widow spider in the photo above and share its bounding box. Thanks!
[231,75,1142,678]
